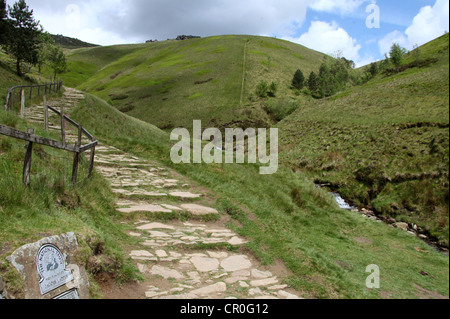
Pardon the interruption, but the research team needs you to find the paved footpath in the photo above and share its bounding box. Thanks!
[26,88,303,300]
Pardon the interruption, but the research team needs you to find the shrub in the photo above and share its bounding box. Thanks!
[268,81,278,97]
[255,81,278,98]
[255,80,269,98]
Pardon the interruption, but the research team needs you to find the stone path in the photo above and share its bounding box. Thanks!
[25,87,303,300]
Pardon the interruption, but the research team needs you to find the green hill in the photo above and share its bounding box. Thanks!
[51,34,99,50]
[60,35,326,131]
[278,34,449,246]
[1,34,449,299]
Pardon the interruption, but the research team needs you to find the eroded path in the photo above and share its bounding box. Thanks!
[27,88,303,300]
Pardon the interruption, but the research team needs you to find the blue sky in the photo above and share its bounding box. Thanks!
[280,0,449,66]
[9,0,450,67]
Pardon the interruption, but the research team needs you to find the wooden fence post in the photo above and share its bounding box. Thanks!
[72,151,80,186]
[23,128,34,187]
[29,87,32,99]
[61,105,66,146]
[44,95,48,132]
[20,89,25,118]
[89,146,96,178]
[5,91,11,111]
[72,124,83,186]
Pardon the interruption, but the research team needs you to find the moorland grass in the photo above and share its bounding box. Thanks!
[278,34,449,246]
[68,93,449,299]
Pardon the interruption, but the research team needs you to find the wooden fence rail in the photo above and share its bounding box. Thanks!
[4,80,63,113]
[1,82,97,187]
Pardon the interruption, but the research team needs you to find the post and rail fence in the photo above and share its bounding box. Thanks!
[1,80,97,187]
[4,79,63,115]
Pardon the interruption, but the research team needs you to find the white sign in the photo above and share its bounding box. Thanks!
[54,289,80,300]
[36,244,74,295]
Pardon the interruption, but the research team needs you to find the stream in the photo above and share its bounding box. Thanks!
[317,184,449,255]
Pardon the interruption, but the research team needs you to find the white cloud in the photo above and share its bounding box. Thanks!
[379,0,449,55]
[309,0,368,14]
[286,20,365,65]
[12,0,313,44]
[378,30,409,56]
[405,0,449,47]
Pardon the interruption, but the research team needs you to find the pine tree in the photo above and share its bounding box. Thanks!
[5,0,42,76]
[0,0,8,46]
[307,71,320,98]
[292,69,305,90]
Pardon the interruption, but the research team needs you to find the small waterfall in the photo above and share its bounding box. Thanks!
[330,192,355,210]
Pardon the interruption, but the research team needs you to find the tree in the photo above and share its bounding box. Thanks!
[47,45,66,81]
[5,0,42,76]
[307,71,320,98]
[368,62,379,78]
[389,43,407,73]
[317,56,350,97]
[36,31,55,75]
[292,69,305,90]
[0,0,8,46]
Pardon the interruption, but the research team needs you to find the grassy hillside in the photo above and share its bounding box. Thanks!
[1,34,448,299]
[51,34,99,50]
[60,35,326,131]
[279,34,449,247]
[0,62,141,298]
[69,93,449,299]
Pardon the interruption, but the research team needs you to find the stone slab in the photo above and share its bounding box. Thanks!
[7,233,90,299]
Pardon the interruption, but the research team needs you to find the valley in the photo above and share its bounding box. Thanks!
[1,33,448,299]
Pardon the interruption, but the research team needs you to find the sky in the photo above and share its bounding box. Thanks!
[5,0,450,67]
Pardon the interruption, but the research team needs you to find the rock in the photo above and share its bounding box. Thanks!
[207,251,228,259]
[191,282,227,296]
[221,255,252,272]
[278,290,302,299]
[169,192,202,199]
[395,222,409,231]
[180,204,219,216]
[118,204,173,214]
[155,250,168,258]
[130,250,154,259]
[239,281,250,288]
[190,257,220,272]
[150,265,185,280]
[251,269,273,279]
[6,232,90,299]
[250,277,279,287]
[228,236,247,246]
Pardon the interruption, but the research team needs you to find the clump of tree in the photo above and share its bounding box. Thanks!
[0,0,66,78]
[311,56,353,98]
[255,80,278,98]
[389,43,408,73]
[291,69,305,90]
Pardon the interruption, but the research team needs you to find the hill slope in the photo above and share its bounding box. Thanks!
[279,34,449,246]
[61,35,326,131]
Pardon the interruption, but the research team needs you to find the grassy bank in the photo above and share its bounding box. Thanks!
[0,100,140,298]
[278,34,449,247]
[69,93,449,299]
